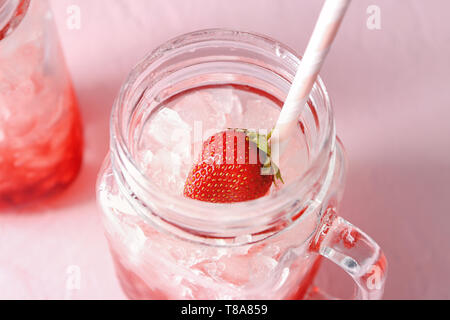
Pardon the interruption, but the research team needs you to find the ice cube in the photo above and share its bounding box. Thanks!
[146,107,192,147]
[173,91,227,131]
[140,107,194,191]
[273,267,290,291]
[141,150,154,168]
[127,225,147,259]
[234,235,253,255]
[148,148,184,193]
[0,43,42,87]
[209,87,244,126]
[243,99,280,129]
[247,254,279,288]
[0,97,11,121]
[262,244,281,257]
[170,246,187,261]
[106,211,148,265]
[203,262,221,277]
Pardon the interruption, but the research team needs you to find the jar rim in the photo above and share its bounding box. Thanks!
[110,28,336,238]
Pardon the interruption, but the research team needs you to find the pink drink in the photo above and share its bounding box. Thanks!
[98,85,318,299]
[97,30,386,300]
[135,84,309,196]
[0,0,82,206]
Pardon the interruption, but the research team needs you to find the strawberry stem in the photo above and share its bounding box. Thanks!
[231,128,284,186]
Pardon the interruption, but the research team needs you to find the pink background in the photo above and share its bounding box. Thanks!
[1,0,449,299]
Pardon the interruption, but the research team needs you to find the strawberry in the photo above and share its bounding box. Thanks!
[183,129,283,203]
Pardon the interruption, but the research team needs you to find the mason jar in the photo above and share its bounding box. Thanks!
[97,29,387,300]
[0,0,83,207]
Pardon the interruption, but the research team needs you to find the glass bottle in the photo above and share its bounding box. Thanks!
[0,0,83,207]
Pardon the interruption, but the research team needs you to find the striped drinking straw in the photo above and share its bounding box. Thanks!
[271,0,351,164]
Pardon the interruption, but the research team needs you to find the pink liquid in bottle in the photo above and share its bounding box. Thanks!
[0,0,82,207]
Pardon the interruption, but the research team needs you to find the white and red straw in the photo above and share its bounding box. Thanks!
[271,0,351,163]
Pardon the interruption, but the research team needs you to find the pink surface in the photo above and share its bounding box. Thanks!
[1,0,449,299]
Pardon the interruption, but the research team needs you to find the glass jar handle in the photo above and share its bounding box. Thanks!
[309,208,388,300]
